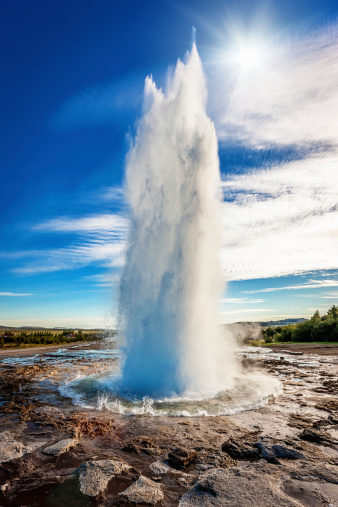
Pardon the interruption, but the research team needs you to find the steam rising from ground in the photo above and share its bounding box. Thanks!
[118,44,239,398]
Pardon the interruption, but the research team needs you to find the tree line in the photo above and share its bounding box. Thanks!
[262,305,338,343]
[0,329,103,348]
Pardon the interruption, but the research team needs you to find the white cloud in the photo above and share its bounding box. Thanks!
[0,292,34,296]
[220,153,338,281]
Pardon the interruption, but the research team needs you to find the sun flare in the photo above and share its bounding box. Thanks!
[230,44,266,71]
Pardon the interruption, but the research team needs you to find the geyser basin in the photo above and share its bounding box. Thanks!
[60,368,281,417]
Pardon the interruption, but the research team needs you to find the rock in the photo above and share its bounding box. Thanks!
[0,431,43,463]
[42,438,77,456]
[315,400,338,413]
[221,438,260,460]
[149,460,193,488]
[288,414,313,429]
[299,428,334,445]
[77,459,130,497]
[119,475,164,505]
[196,449,236,468]
[179,467,300,506]
[290,461,338,485]
[149,460,193,486]
[254,438,303,463]
[223,435,304,464]
[313,414,338,428]
[283,479,338,506]
[279,350,303,355]
[168,447,197,468]
[313,380,338,394]
[149,460,171,475]
[254,442,279,463]
[122,436,158,455]
[196,464,213,471]
[272,445,304,460]
[0,483,9,494]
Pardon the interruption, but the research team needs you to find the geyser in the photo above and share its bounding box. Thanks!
[118,43,239,398]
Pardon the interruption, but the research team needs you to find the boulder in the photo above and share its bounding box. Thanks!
[168,447,197,468]
[42,438,77,456]
[179,467,301,506]
[77,459,130,497]
[119,475,164,505]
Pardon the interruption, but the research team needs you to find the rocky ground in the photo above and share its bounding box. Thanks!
[0,345,337,506]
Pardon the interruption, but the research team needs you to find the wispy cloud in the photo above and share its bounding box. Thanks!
[12,213,128,274]
[208,23,338,282]
[220,308,274,314]
[101,186,125,202]
[243,279,338,294]
[220,152,338,281]
[0,292,34,296]
[81,273,120,286]
[219,297,266,303]
[33,214,127,234]
[214,22,338,147]
[13,241,125,275]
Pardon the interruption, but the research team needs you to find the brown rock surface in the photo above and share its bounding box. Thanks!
[168,447,197,468]
[119,475,164,505]
[179,465,303,506]
[77,459,130,496]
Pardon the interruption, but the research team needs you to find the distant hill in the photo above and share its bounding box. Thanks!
[259,318,308,327]
[0,325,47,330]
[0,325,104,332]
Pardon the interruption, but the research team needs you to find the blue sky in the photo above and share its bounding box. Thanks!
[1,0,338,328]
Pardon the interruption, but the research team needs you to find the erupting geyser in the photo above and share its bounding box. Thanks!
[118,43,239,398]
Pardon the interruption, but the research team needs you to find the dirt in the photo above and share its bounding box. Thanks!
[0,343,337,506]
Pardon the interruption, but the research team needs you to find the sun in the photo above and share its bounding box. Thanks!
[230,43,266,71]
[236,46,262,69]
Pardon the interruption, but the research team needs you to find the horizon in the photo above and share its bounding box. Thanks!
[1,0,338,328]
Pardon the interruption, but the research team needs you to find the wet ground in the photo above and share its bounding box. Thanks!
[0,343,337,506]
